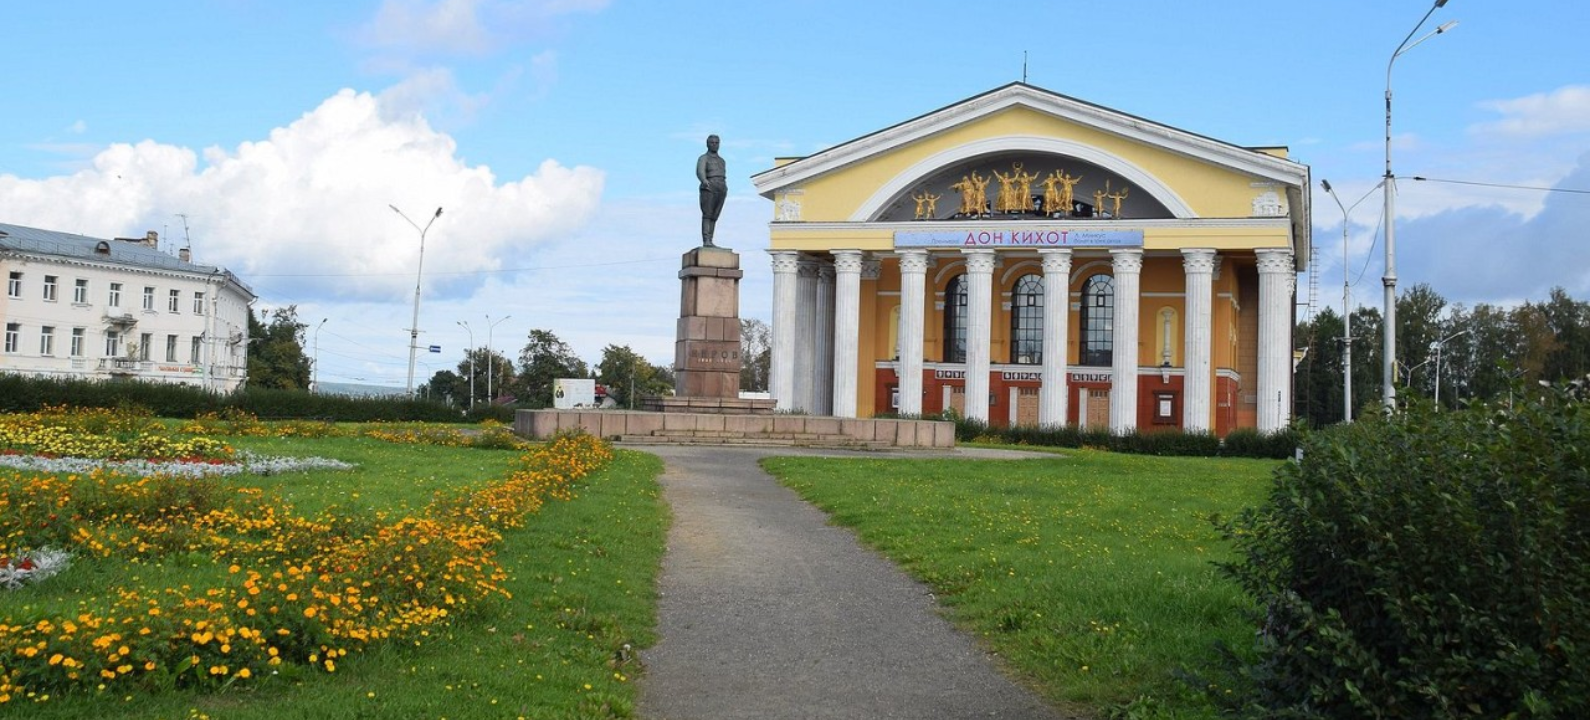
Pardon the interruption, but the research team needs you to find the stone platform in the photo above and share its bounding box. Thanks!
[516,409,955,450]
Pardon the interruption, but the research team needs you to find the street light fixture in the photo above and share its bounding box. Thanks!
[312,318,327,393]
[1320,179,1381,423]
[1431,328,1469,408]
[486,314,511,404]
[457,320,475,410]
[391,204,443,397]
[1383,1,1458,412]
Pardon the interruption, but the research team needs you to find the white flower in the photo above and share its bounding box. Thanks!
[1,546,72,590]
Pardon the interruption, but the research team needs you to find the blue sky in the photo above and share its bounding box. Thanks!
[4,1,1588,389]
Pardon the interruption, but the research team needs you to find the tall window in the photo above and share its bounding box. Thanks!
[943,275,968,363]
[71,328,85,357]
[3,323,18,353]
[143,286,156,311]
[43,275,58,301]
[73,278,89,304]
[168,289,180,312]
[166,334,179,362]
[6,272,20,298]
[104,330,121,358]
[40,326,55,356]
[139,332,152,361]
[1010,274,1043,364]
[191,336,203,364]
[1079,274,1115,367]
[108,282,123,308]
[193,291,206,315]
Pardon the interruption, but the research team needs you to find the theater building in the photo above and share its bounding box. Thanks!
[752,83,1309,435]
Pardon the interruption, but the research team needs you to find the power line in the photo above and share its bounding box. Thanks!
[1410,176,1590,195]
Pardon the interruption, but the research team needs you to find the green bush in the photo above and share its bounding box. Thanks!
[1219,426,1298,459]
[1210,387,1590,719]
[0,373,466,422]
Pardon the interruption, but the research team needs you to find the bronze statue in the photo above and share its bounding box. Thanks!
[697,134,727,247]
[911,189,941,220]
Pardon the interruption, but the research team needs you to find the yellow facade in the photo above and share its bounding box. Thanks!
[755,83,1308,434]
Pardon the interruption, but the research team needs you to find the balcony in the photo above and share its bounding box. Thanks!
[102,310,138,328]
[98,357,145,375]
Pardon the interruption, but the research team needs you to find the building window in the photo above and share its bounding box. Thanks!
[138,332,152,361]
[166,334,179,362]
[1010,274,1043,364]
[168,289,180,313]
[943,274,968,363]
[143,286,156,311]
[71,328,85,357]
[1079,274,1115,367]
[43,275,58,302]
[191,336,203,364]
[6,272,20,298]
[104,330,121,358]
[3,323,18,353]
[193,291,206,315]
[108,282,123,308]
[40,326,55,356]
[73,278,89,304]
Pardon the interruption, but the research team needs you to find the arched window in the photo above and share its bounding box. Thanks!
[1079,274,1114,366]
[1010,274,1043,364]
[943,274,967,363]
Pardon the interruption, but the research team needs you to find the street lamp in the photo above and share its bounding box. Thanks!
[457,320,475,410]
[1431,329,1469,408]
[1320,179,1380,423]
[486,314,511,404]
[391,204,443,397]
[312,318,327,393]
[1383,1,1458,412]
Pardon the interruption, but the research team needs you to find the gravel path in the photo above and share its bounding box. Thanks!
[631,444,1072,720]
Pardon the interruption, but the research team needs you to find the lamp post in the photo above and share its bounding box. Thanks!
[391,205,443,397]
[312,318,328,393]
[486,313,510,404]
[1383,1,1458,412]
[1321,179,1380,423]
[457,320,475,410]
[1431,329,1469,408]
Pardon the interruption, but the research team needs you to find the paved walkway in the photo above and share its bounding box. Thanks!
[632,444,1072,720]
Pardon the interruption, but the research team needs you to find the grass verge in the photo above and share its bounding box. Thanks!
[2,438,667,720]
[763,447,1277,719]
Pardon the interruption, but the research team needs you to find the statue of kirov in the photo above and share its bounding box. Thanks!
[697,134,727,247]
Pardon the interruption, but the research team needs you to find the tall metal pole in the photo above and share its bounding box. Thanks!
[1383,1,1457,412]
[1432,329,1468,408]
[312,318,327,393]
[457,321,475,409]
[1322,181,1357,423]
[392,205,443,396]
[486,314,510,404]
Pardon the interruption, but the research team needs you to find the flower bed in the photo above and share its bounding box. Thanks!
[0,406,612,705]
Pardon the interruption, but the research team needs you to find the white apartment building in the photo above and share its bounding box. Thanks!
[1,222,256,392]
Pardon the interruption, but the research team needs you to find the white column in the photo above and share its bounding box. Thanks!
[831,250,863,418]
[1038,248,1072,427]
[769,251,800,411]
[963,249,996,423]
[1181,249,1217,432]
[1109,248,1143,435]
[814,263,836,415]
[794,258,819,412]
[897,250,930,415]
[1256,248,1296,433]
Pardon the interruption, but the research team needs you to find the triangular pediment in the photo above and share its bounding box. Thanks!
[753,83,1306,200]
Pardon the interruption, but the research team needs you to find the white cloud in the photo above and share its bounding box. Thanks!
[0,87,605,304]
[1473,85,1590,139]
[68,120,87,135]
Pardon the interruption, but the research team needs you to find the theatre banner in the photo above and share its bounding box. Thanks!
[895,228,1144,248]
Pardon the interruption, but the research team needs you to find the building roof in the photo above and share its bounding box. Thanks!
[0,221,256,298]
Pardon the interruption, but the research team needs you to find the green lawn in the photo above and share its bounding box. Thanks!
[763,447,1279,718]
[2,438,669,720]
